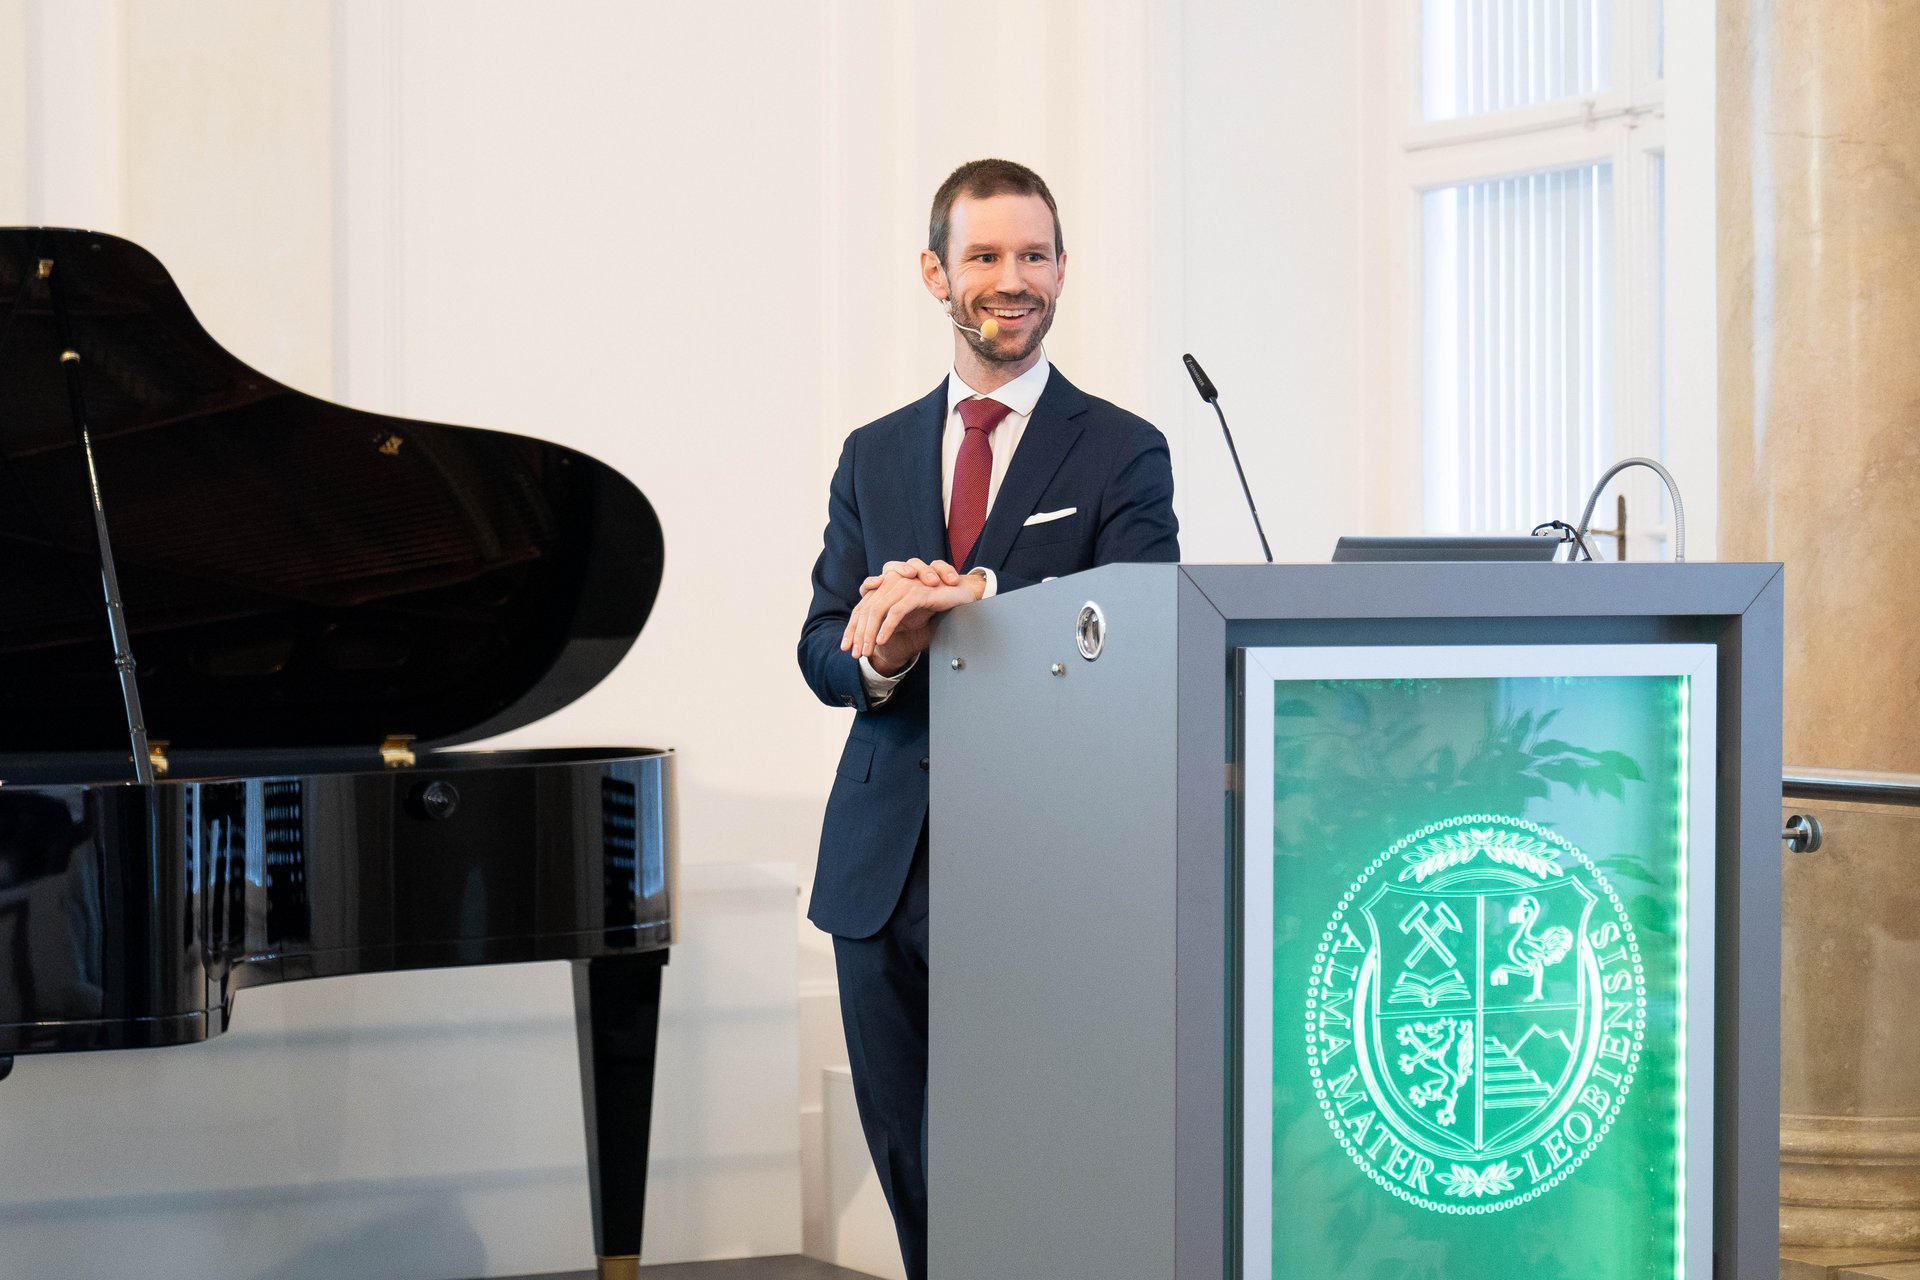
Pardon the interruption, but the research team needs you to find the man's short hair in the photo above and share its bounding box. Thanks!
[928,159,1064,266]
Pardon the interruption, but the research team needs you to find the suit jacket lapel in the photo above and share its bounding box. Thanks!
[965,369,1087,573]
[900,380,949,562]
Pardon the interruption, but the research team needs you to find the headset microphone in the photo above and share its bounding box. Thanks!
[943,300,999,342]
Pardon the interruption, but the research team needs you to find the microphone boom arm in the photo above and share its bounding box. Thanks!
[1183,352,1273,563]
[1209,397,1273,563]
[1576,456,1687,562]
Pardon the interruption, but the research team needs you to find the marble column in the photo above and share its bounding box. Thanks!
[1718,1,1920,1273]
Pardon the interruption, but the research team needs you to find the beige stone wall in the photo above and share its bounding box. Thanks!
[1721,4,1920,1271]
[1718,0,1920,775]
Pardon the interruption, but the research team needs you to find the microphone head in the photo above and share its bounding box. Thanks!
[944,301,1000,341]
[1182,353,1219,403]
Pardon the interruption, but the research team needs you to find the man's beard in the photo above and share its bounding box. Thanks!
[961,295,1053,364]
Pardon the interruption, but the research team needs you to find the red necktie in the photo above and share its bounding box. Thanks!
[948,397,1011,567]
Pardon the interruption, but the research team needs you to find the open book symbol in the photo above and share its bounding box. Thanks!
[1390,969,1470,1008]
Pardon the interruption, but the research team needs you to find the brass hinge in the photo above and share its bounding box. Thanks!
[148,740,170,777]
[379,734,416,769]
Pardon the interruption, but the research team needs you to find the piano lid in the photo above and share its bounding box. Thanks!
[0,228,663,756]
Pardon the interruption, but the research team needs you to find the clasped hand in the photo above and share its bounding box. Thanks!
[839,558,985,676]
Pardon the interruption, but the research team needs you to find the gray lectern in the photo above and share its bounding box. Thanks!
[929,562,1781,1280]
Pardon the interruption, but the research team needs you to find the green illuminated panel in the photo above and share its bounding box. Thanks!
[1242,654,1707,1280]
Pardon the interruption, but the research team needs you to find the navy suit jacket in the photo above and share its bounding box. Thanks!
[799,368,1180,939]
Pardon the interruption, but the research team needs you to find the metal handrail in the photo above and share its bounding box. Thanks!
[1783,767,1920,806]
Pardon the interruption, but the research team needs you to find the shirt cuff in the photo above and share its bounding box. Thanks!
[859,652,915,705]
[971,567,997,599]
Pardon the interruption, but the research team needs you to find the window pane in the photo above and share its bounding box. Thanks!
[1422,0,1612,121]
[1423,163,1615,534]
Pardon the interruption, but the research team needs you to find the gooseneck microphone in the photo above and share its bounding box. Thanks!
[1183,353,1273,563]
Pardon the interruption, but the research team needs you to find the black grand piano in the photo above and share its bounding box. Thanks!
[0,228,672,1280]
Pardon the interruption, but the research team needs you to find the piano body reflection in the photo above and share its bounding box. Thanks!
[0,228,672,1279]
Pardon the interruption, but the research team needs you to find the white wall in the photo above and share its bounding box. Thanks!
[0,2,1377,1276]
[1663,0,1719,559]
[1169,1,1372,561]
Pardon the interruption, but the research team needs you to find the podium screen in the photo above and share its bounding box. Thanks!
[1239,645,1716,1280]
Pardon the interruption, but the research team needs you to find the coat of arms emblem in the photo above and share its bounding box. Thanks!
[1305,814,1646,1213]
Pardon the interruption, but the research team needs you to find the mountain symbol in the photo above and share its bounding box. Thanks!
[1481,1033,1557,1111]
[1511,1024,1574,1056]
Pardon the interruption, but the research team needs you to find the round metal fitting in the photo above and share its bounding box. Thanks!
[1050,663,1067,677]
[950,657,965,671]
[1075,601,1106,661]
[1783,813,1823,853]
[408,780,461,821]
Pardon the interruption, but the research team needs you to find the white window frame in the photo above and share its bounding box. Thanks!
[1382,0,1676,559]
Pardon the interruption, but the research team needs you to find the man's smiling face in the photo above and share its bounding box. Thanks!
[935,191,1065,366]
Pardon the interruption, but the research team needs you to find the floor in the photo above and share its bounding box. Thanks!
[1781,1246,1920,1280]
[499,1258,880,1280]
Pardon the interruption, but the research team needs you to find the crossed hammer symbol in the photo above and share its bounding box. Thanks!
[1399,901,1463,967]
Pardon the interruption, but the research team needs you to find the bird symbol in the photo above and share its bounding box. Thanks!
[1488,896,1573,1003]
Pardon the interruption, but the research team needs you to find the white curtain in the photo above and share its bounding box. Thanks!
[1422,0,1611,120]
[1423,163,1615,533]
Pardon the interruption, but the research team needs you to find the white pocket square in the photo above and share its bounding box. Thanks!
[1022,506,1078,527]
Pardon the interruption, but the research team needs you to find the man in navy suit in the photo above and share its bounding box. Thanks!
[797,159,1179,1279]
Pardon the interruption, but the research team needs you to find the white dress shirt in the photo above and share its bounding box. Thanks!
[859,355,1053,703]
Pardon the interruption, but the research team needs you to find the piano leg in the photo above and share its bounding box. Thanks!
[572,952,667,1280]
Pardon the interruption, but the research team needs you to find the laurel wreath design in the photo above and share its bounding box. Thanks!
[1438,1160,1519,1198]
[1397,827,1566,883]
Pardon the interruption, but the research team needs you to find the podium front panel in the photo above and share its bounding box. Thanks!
[1239,645,1716,1280]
